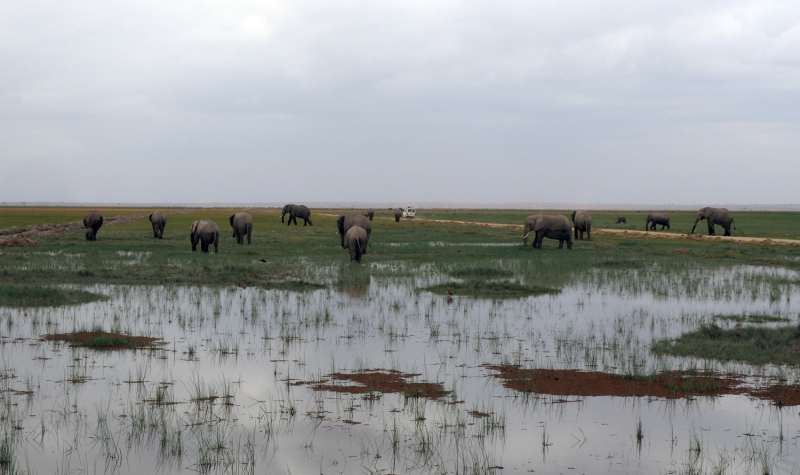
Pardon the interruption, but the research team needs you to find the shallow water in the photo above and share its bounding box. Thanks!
[1,265,800,474]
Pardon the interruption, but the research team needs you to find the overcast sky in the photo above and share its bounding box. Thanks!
[1,1,799,205]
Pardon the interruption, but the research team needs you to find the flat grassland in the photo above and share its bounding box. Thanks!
[0,207,798,290]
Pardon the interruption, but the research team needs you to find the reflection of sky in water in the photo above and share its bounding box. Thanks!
[0,265,799,473]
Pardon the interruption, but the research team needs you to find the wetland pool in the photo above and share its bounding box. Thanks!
[2,265,800,474]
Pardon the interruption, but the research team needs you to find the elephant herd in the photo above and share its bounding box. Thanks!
[522,207,736,249]
[79,205,398,262]
[78,205,738,256]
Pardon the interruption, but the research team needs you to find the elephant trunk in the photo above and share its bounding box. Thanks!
[690,216,702,234]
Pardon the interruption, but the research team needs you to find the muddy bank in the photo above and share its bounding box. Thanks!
[485,365,800,406]
[308,369,451,399]
[0,209,193,246]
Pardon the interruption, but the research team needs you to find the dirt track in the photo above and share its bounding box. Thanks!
[372,215,800,247]
[0,209,194,246]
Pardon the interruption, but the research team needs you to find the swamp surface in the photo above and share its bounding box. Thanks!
[1,208,800,474]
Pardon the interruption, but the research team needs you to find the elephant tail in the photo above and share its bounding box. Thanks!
[732,219,736,230]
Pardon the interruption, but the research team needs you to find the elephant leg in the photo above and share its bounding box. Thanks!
[587,230,591,240]
[307,217,313,226]
[247,227,252,245]
[707,220,715,236]
[558,239,564,249]
[214,241,218,253]
[201,241,208,253]
[723,225,731,236]
[567,239,572,250]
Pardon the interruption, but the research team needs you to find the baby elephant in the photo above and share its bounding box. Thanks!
[645,213,670,231]
[614,216,626,224]
[149,211,167,239]
[346,226,369,263]
[362,209,374,221]
[190,220,219,253]
[229,213,253,244]
[393,208,403,222]
[83,211,103,241]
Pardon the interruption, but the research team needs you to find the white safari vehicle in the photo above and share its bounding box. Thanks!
[402,206,416,219]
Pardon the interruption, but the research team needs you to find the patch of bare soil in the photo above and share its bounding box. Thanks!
[0,236,39,247]
[0,209,193,240]
[42,331,164,350]
[309,369,451,399]
[485,365,800,406]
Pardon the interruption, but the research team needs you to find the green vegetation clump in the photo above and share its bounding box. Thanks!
[0,284,105,307]
[652,323,800,366]
[446,267,513,279]
[425,281,559,298]
[713,314,790,324]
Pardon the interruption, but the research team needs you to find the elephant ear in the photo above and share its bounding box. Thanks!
[149,213,153,220]
[533,217,547,232]
[337,216,345,234]
[190,221,198,235]
[229,215,235,227]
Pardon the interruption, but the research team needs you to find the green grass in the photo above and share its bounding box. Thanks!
[0,284,106,307]
[424,281,560,298]
[0,207,799,293]
[712,314,790,324]
[446,266,513,279]
[652,323,800,366]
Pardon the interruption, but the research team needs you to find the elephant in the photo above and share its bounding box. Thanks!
[83,211,103,241]
[149,211,167,239]
[570,210,592,240]
[615,216,626,224]
[393,208,403,222]
[337,214,371,252]
[645,213,670,231]
[229,212,253,244]
[691,207,736,236]
[362,209,374,221]
[190,220,219,253]
[345,226,369,263]
[281,204,313,226]
[521,214,572,249]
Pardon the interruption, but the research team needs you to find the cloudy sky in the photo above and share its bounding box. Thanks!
[1,1,799,205]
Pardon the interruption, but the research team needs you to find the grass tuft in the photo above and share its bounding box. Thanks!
[652,323,800,366]
[424,281,560,298]
[0,284,105,307]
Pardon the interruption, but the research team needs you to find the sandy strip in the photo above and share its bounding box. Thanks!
[318,213,800,247]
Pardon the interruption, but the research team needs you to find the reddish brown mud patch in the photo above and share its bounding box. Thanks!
[485,365,800,406]
[310,369,451,399]
[43,331,164,349]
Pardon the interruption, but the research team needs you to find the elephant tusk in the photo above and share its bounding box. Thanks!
[522,231,531,239]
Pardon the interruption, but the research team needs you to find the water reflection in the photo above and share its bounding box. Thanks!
[0,265,796,473]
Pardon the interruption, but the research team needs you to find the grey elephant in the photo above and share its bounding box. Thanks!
[281,204,313,226]
[645,213,670,231]
[190,220,219,253]
[691,207,736,236]
[83,211,103,241]
[393,208,403,222]
[522,214,573,249]
[149,211,167,239]
[570,210,592,240]
[614,216,626,224]
[345,226,369,263]
[229,212,253,244]
[362,209,374,221]
[337,214,372,252]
